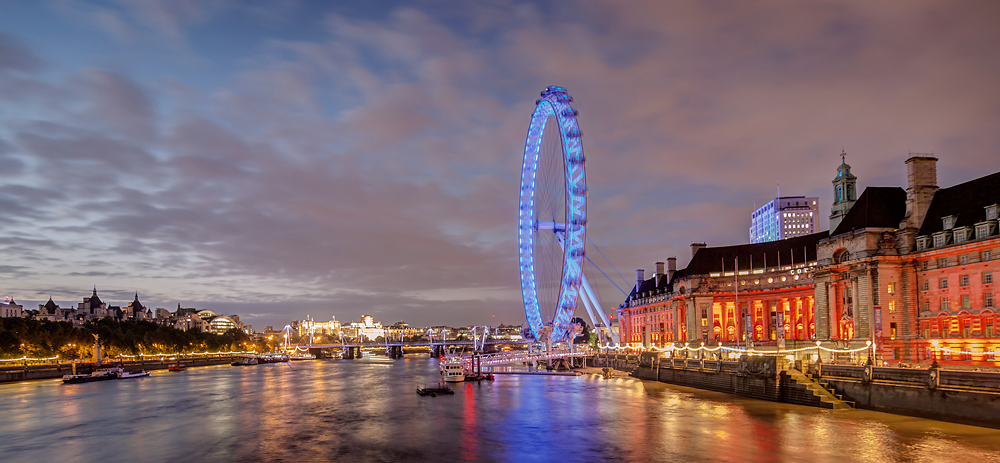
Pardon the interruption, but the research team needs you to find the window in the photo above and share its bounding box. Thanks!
[923,300,930,311]
[921,261,929,271]
[986,272,994,284]
[922,280,930,291]
[961,254,970,265]
[977,224,990,239]
[939,278,949,289]
[960,274,970,287]
[985,250,993,261]
[943,216,955,230]
[887,282,896,294]
[888,300,896,314]
[941,297,949,311]
[939,258,948,268]
[988,204,999,220]
[934,234,946,247]
[890,322,897,340]
[985,292,994,308]
[962,294,971,309]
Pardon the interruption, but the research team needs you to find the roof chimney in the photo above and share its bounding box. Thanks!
[667,257,677,282]
[903,155,939,230]
[635,269,645,297]
[691,242,707,259]
[655,262,664,286]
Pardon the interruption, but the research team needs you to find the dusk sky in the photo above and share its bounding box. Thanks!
[2,1,999,331]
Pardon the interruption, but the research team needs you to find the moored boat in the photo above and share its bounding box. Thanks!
[167,364,185,371]
[62,367,121,384]
[232,355,259,366]
[416,386,454,397]
[118,369,150,379]
[440,357,465,383]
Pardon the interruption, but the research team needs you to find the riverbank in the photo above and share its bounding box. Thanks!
[590,352,1000,429]
[0,355,241,383]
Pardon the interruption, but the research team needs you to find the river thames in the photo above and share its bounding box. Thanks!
[1,358,999,462]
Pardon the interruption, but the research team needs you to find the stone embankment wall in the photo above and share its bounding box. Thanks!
[0,356,239,383]
[811,363,1000,427]
[591,353,1000,427]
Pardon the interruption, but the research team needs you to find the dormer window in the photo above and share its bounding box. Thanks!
[987,204,998,220]
[942,215,956,230]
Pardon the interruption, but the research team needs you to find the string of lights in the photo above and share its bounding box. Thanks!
[0,355,60,362]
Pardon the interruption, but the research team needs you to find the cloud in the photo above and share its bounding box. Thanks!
[2,1,1000,330]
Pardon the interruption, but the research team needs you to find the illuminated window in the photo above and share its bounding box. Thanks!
[962,294,971,309]
[888,300,896,314]
[890,322,897,340]
[887,282,896,294]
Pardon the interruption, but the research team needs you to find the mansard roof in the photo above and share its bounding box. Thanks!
[672,231,829,282]
[830,187,907,236]
[918,171,1000,236]
[44,297,58,311]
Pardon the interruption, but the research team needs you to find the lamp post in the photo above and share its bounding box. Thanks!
[815,341,822,363]
[931,340,940,368]
[865,340,873,366]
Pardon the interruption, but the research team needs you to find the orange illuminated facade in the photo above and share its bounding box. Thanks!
[619,155,1000,367]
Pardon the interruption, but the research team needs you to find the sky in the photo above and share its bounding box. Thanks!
[1,1,999,331]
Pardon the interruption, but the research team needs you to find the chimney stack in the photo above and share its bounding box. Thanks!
[667,257,677,282]
[903,155,939,231]
[636,269,645,297]
[691,242,707,259]
[655,262,664,286]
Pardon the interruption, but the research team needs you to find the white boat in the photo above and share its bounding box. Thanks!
[117,369,150,379]
[440,357,466,382]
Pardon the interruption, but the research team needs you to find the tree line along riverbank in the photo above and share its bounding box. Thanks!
[0,318,274,361]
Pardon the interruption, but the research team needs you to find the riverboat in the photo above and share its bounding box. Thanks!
[62,367,121,384]
[167,364,185,371]
[231,356,259,366]
[117,369,150,379]
[416,386,454,397]
[440,357,465,382]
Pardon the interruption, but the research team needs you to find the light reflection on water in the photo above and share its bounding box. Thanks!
[0,359,998,462]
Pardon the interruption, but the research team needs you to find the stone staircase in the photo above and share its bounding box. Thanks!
[786,368,856,409]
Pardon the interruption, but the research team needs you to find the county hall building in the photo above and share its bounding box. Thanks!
[618,154,1000,367]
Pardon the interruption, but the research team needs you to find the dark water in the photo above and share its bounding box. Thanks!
[1,358,999,463]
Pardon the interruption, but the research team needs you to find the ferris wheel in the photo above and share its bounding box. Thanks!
[518,86,618,344]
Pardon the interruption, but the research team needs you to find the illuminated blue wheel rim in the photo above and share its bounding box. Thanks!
[518,86,587,342]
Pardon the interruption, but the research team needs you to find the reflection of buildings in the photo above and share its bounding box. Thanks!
[619,155,1000,367]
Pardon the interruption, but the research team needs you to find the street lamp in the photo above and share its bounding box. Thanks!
[865,340,873,366]
[931,340,940,368]
[815,341,822,363]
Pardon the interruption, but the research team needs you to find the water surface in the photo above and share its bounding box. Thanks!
[1,358,998,462]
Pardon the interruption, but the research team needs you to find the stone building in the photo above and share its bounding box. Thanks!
[620,154,1000,367]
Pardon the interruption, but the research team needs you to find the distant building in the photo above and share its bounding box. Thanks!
[155,308,171,319]
[291,316,341,340]
[750,196,819,243]
[126,293,152,320]
[342,315,384,341]
[1,297,22,318]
